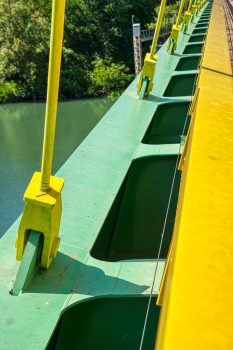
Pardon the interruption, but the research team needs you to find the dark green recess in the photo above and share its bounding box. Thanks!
[196,21,209,27]
[198,20,210,25]
[202,8,212,13]
[92,155,181,261]
[200,14,210,19]
[164,74,196,96]
[183,44,203,54]
[46,297,160,350]
[176,56,200,70]
[188,34,206,42]
[193,28,207,34]
[142,102,190,144]
[200,16,210,21]
[91,174,128,261]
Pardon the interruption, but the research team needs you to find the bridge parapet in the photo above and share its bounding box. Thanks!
[222,0,233,71]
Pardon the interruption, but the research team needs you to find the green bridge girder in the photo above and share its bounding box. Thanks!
[0,3,212,349]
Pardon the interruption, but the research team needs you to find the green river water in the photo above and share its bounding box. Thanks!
[0,96,117,238]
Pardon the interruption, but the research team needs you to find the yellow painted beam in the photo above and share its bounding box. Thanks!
[155,0,233,349]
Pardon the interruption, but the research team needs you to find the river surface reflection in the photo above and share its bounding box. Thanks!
[0,96,117,237]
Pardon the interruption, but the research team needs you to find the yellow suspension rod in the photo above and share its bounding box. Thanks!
[150,0,167,58]
[40,0,66,192]
[15,0,66,269]
[176,0,186,27]
[188,0,194,12]
[193,0,198,8]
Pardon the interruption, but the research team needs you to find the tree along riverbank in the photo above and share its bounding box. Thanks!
[0,0,180,103]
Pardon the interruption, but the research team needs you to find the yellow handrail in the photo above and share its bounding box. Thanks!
[40,0,66,192]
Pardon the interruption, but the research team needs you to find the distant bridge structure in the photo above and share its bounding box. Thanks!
[141,27,170,41]
[133,23,171,76]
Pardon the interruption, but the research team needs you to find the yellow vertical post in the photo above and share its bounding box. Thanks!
[40,0,66,192]
[137,0,167,96]
[15,0,66,269]
[166,0,186,53]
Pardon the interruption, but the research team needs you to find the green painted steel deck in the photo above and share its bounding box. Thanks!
[0,3,212,349]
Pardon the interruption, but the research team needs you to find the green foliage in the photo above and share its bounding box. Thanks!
[88,57,134,97]
[0,0,158,102]
[0,80,18,102]
[59,0,157,99]
[64,0,156,64]
[0,0,50,101]
[59,48,90,100]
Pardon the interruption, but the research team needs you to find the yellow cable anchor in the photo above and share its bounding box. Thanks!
[181,0,194,33]
[137,0,167,99]
[15,0,66,269]
[166,0,186,54]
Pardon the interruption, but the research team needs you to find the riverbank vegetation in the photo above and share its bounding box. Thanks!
[0,0,181,102]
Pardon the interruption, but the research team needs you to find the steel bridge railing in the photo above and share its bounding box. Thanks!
[141,26,171,42]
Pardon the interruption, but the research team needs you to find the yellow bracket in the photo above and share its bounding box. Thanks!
[181,0,193,33]
[166,25,180,53]
[167,0,186,53]
[191,4,197,20]
[15,0,66,269]
[137,0,166,97]
[137,53,158,96]
[16,172,64,268]
[181,12,191,33]
[196,1,202,13]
